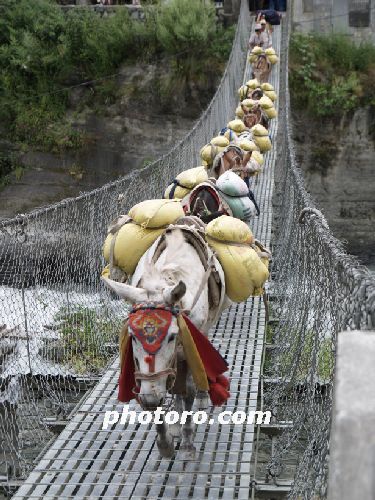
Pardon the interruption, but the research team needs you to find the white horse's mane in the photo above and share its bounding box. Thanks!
[141,229,192,290]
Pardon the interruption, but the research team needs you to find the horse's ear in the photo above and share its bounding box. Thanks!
[101,276,148,303]
[242,151,252,166]
[163,280,186,305]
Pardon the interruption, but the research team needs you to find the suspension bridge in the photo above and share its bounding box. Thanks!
[1,2,374,499]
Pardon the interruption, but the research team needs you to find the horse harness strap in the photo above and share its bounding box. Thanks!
[190,253,216,312]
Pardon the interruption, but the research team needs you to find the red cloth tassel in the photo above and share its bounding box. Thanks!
[209,382,230,406]
[118,337,136,403]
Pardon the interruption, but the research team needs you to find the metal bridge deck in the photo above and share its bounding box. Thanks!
[13,25,280,500]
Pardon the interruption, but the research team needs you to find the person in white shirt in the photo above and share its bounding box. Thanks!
[260,19,272,48]
[248,24,263,51]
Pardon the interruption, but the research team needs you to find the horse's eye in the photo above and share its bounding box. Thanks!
[168,334,176,343]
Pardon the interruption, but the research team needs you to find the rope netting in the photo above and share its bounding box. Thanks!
[1,1,374,496]
[264,13,375,499]
[0,0,251,481]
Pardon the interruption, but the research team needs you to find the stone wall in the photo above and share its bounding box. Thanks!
[292,107,375,265]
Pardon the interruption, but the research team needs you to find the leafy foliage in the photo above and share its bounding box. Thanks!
[289,32,375,117]
[0,0,234,154]
[54,306,121,375]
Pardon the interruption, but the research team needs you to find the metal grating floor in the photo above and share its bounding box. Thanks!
[13,24,280,500]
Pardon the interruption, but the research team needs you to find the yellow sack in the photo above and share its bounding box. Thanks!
[206,215,254,245]
[265,47,276,56]
[253,135,272,152]
[252,150,264,165]
[200,143,225,166]
[242,98,256,110]
[252,124,269,137]
[129,199,184,229]
[103,222,163,275]
[211,136,229,147]
[164,184,191,200]
[261,82,274,91]
[268,55,279,64]
[206,238,269,303]
[251,47,263,56]
[239,138,259,152]
[264,106,277,119]
[246,78,260,89]
[259,95,274,109]
[249,54,257,64]
[227,119,247,134]
[238,85,249,101]
[235,105,245,119]
[264,90,277,101]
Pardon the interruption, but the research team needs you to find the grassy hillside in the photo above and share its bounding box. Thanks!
[289,32,375,118]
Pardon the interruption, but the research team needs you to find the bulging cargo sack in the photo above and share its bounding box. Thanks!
[200,143,226,166]
[264,106,277,119]
[252,150,264,165]
[242,98,256,110]
[216,170,249,197]
[253,135,272,152]
[239,138,259,152]
[249,54,257,63]
[211,136,230,147]
[164,184,191,200]
[216,171,257,221]
[206,237,269,302]
[103,222,163,275]
[265,48,276,56]
[206,215,254,244]
[164,166,208,200]
[238,85,250,101]
[235,105,245,119]
[129,199,184,228]
[227,119,247,134]
[246,78,260,88]
[260,82,274,91]
[251,47,263,56]
[251,124,269,137]
[268,54,279,64]
[259,95,274,109]
[264,90,277,101]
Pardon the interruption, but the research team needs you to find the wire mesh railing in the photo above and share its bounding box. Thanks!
[0,0,252,483]
[265,12,375,498]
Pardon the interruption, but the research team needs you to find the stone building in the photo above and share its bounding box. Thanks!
[292,0,375,42]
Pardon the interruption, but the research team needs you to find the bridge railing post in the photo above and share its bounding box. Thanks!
[328,330,375,500]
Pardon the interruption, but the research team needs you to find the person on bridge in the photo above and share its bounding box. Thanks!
[248,24,264,51]
[260,19,272,48]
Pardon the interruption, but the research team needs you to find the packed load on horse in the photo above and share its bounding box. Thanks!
[249,46,279,66]
[97,17,279,460]
[101,204,270,457]
[164,166,208,200]
[200,135,230,168]
[205,215,270,302]
[183,170,259,223]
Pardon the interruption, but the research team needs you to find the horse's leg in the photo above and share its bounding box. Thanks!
[180,373,197,459]
[169,394,183,438]
[195,389,210,410]
[156,417,175,458]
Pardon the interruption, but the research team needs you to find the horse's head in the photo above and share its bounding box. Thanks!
[249,88,263,101]
[212,145,244,179]
[102,277,186,409]
[243,105,262,129]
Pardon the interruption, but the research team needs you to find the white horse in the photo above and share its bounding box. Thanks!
[103,226,230,458]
